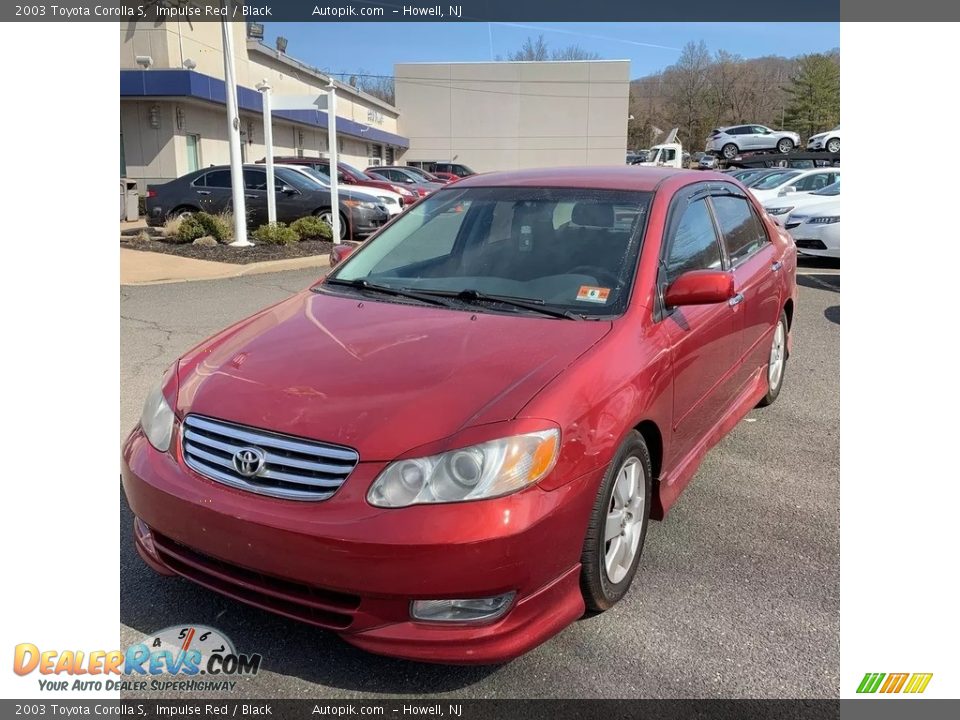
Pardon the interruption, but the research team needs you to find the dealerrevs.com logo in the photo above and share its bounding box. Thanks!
[13,625,262,692]
[856,672,933,694]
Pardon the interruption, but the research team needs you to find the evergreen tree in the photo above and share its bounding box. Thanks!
[783,54,840,139]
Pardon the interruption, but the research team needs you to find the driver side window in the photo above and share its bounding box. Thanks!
[664,198,723,284]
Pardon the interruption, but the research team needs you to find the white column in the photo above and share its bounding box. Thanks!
[257,80,276,225]
[222,11,251,246]
[327,82,341,244]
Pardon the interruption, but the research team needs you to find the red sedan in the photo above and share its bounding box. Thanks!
[123,167,796,664]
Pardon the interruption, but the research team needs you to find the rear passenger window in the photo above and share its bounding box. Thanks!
[202,170,232,189]
[711,195,768,265]
[664,199,722,283]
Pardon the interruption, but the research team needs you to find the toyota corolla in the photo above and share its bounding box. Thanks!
[122,166,797,664]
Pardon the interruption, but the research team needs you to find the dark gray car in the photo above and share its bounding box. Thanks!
[364,167,444,196]
[145,165,389,240]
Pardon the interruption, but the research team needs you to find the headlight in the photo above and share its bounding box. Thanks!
[140,382,175,452]
[343,199,377,210]
[368,430,560,508]
[377,196,396,205]
[766,206,794,215]
[808,215,840,224]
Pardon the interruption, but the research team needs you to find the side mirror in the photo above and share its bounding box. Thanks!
[279,184,298,195]
[664,270,736,307]
[780,186,797,196]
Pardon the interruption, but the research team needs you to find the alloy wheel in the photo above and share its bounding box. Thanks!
[604,457,645,584]
[769,320,786,391]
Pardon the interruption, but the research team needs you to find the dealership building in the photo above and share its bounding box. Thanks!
[120,23,630,191]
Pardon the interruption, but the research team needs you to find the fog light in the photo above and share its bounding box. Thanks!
[410,593,516,623]
[134,517,156,556]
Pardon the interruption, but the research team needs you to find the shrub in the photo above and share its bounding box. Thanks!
[197,211,234,243]
[161,216,183,239]
[252,222,299,245]
[173,215,206,244]
[290,215,333,241]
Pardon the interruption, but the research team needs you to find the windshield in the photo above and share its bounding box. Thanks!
[341,162,377,181]
[753,171,800,190]
[299,167,331,186]
[328,186,653,317]
[813,180,840,196]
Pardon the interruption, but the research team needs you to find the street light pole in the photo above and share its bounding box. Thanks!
[257,79,276,225]
[221,10,251,246]
[327,82,341,245]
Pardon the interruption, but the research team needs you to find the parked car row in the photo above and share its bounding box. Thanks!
[145,164,391,240]
[723,166,841,258]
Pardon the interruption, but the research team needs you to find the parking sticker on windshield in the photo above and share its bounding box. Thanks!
[576,286,611,304]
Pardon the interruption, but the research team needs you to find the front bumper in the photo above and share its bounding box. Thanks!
[806,138,826,150]
[350,207,390,237]
[121,428,598,664]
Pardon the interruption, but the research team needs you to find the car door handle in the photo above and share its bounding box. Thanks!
[196,190,211,196]
[245,194,257,199]
[771,261,783,272]
[728,293,745,307]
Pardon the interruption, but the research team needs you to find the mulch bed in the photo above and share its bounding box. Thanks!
[121,237,334,265]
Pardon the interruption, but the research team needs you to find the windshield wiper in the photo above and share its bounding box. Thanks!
[321,278,458,309]
[415,288,582,320]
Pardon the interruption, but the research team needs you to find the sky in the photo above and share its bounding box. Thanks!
[261,22,840,81]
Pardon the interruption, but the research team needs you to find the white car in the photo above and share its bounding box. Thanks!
[763,179,840,221]
[277,164,404,218]
[706,124,801,159]
[784,200,840,258]
[749,168,840,203]
[806,126,840,153]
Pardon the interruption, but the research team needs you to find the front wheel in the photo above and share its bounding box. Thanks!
[827,137,840,153]
[580,431,652,612]
[777,138,795,153]
[757,311,788,407]
[722,143,739,160]
[315,209,349,241]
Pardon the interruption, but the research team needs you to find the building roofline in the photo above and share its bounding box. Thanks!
[119,69,409,149]
[246,40,400,114]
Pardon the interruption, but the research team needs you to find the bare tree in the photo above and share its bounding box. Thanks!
[509,35,550,61]
[552,44,601,61]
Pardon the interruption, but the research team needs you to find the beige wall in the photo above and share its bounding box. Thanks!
[395,61,630,172]
[121,22,402,188]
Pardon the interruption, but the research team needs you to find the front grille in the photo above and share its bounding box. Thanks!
[181,415,359,501]
[796,239,827,250]
[152,533,359,630]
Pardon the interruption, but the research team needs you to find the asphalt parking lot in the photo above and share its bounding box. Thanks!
[119,257,839,699]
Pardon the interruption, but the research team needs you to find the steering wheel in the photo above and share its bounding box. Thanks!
[569,265,620,287]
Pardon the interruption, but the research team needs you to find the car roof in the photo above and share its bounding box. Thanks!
[452,166,690,192]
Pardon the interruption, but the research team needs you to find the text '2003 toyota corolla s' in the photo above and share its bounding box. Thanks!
[122,166,797,664]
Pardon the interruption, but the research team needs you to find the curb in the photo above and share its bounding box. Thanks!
[120,253,330,286]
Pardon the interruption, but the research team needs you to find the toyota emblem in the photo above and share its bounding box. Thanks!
[232,447,266,477]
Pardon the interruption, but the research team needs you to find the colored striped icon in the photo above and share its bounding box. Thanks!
[857,672,933,694]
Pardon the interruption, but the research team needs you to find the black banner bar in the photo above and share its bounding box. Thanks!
[1,0,853,23]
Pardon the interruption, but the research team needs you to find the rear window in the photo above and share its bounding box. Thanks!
[711,196,768,265]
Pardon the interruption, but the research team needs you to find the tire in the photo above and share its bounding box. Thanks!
[169,206,198,220]
[315,209,349,241]
[826,137,840,153]
[757,311,789,407]
[721,143,739,160]
[580,431,652,612]
[777,138,795,154]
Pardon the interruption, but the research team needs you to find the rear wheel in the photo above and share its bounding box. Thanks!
[757,311,788,407]
[777,138,795,153]
[722,143,739,160]
[315,209,349,241]
[169,206,198,220]
[580,431,652,612]
[826,137,840,153]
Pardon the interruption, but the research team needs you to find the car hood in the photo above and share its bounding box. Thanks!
[176,291,612,460]
[787,199,841,222]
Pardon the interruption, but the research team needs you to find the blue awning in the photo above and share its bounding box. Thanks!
[120,69,409,149]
